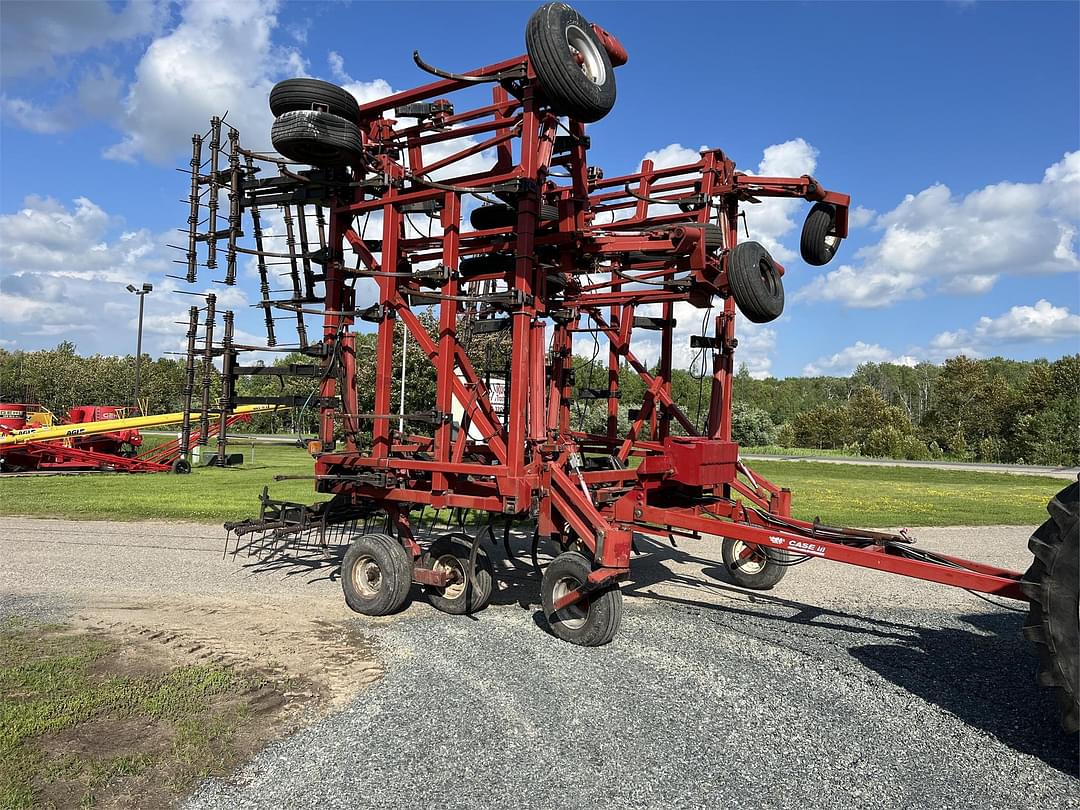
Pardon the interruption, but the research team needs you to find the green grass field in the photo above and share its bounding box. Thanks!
[0,444,1064,526]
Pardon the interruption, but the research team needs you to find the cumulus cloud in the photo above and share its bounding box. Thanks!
[930,300,1080,357]
[806,300,1080,372]
[2,65,126,134]
[803,341,916,376]
[0,196,179,354]
[105,1,305,163]
[799,151,1080,308]
[741,138,820,262]
[0,0,168,78]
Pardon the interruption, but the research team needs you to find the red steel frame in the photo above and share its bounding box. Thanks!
[305,49,1026,606]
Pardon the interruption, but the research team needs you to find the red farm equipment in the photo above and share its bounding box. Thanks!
[176,3,1077,731]
[0,404,271,473]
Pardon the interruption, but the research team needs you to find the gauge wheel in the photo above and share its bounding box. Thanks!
[341,532,413,616]
[800,202,842,266]
[721,538,792,590]
[422,534,495,615]
[541,551,622,646]
[271,109,363,167]
[269,78,360,123]
[526,3,617,123]
[726,240,785,323]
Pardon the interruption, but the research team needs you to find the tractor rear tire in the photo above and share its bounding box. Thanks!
[721,538,792,590]
[541,551,622,646]
[341,533,413,616]
[726,241,785,323]
[526,3,616,123]
[800,202,842,266]
[421,534,495,615]
[271,110,363,167]
[1021,481,1079,733]
[269,78,360,123]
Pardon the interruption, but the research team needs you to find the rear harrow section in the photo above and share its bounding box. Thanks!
[170,1,1074,729]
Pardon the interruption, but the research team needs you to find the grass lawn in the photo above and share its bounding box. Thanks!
[0,619,279,809]
[0,444,326,523]
[0,444,1064,527]
[747,459,1062,527]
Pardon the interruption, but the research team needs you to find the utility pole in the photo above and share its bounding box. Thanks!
[126,283,153,414]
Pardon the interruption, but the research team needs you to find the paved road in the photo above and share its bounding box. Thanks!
[741,453,1080,480]
[3,518,1076,808]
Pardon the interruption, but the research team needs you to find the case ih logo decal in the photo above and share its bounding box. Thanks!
[788,539,827,557]
[767,535,786,545]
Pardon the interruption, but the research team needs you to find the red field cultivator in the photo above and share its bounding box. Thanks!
[180,3,1076,730]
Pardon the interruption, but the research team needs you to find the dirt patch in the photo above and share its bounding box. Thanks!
[74,598,383,709]
[2,604,381,809]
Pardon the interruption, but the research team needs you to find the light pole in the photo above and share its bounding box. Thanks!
[126,283,153,413]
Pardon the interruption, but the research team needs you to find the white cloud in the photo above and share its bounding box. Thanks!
[799,151,1080,308]
[0,0,168,78]
[105,1,305,163]
[809,300,1080,371]
[2,65,126,134]
[802,341,915,376]
[741,138,819,262]
[0,196,179,355]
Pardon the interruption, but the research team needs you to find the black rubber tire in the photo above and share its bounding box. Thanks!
[721,538,793,590]
[271,110,363,167]
[269,78,360,123]
[800,202,842,266]
[681,222,724,249]
[541,551,623,646]
[1021,481,1079,733]
[341,532,413,616]
[459,252,515,278]
[726,241,785,323]
[170,458,191,475]
[469,203,558,231]
[421,534,495,615]
[526,3,616,123]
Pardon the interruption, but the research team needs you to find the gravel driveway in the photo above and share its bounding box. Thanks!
[3,518,1076,808]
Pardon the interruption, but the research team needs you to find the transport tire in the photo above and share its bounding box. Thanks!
[269,78,360,123]
[170,458,191,475]
[421,534,495,615]
[800,202,842,266]
[541,551,623,646]
[721,538,792,590]
[526,3,616,123]
[726,241,785,323]
[341,532,413,616]
[1021,481,1079,733]
[271,110,363,167]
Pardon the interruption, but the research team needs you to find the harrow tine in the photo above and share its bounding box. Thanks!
[205,116,221,270]
[225,128,241,285]
[199,293,216,444]
[186,134,203,283]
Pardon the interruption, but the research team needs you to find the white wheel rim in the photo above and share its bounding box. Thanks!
[552,576,589,629]
[434,554,467,600]
[566,24,607,86]
[730,541,767,576]
[352,554,383,597]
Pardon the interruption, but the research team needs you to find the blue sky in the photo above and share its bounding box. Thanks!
[1,0,1077,378]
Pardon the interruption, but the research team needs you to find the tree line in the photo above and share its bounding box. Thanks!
[1,341,1076,466]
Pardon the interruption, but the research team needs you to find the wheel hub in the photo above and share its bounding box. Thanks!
[565,24,606,85]
[352,554,383,597]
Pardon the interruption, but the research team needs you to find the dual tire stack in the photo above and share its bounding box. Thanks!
[269,78,363,167]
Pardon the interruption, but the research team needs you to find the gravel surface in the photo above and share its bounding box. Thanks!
[3,518,1076,808]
